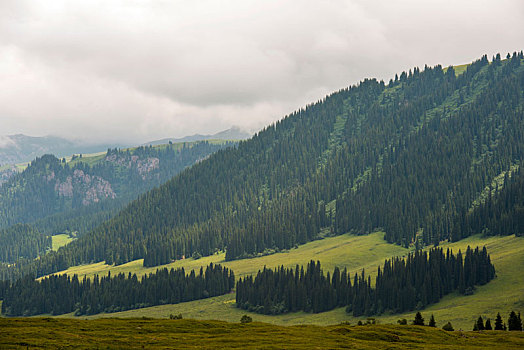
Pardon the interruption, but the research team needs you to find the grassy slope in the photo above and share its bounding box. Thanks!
[3,318,524,350]
[51,231,409,280]
[51,234,75,251]
[48,233,524,331]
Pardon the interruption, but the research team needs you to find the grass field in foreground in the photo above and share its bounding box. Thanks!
[49,233,524,331]
[3,318,524,350]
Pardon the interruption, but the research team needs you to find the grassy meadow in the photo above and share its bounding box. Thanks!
[44,232,524,331]
[51,233,75,251]
[3,318,524,349]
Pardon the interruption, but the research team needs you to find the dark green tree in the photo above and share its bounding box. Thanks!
[485,318,492,330]
[495,313,504,330]
[476,316,485,330]
[508,311,523,331]
[428,314,436,327]
[442,322,454,331]
[414,312,424,326]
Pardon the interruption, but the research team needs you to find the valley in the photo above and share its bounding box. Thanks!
[43,231,524,332]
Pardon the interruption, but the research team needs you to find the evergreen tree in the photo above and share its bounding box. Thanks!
[428,314,436,327]
[476,316,485,330]
[495,313,504,330]
[442,322,454,331]
[508,311,523,331]
[414,312,425,326]
[485,318,492,330]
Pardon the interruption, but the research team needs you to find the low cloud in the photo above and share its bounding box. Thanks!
[0,0,523,144]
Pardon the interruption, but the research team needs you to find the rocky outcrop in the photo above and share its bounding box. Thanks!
[54,169,116,205]
[105,154,159,179]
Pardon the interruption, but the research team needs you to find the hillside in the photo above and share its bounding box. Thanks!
[47,232,523,331]
[3,319,524,350]
[0,141,233,264]
[2,53,524,281]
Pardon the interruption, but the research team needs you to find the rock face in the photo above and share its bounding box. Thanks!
[105,153,160,180]
[50,153,161,206]
[54,169,116,206]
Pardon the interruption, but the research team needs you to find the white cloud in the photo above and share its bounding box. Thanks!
[0,0,523,144]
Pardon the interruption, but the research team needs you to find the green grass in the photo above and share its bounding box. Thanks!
[45,232,524,331]
[3,318,523,349]
[51,234,75,251]
[51,231,409,281]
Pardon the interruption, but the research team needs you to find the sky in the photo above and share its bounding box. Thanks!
[1,0,523,145]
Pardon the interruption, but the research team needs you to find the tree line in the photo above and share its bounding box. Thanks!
[236,246,495,316]
[1,263,234,316]
[472,312,523,331]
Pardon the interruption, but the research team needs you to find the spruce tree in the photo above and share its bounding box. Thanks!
[495,313,504,330]
[429,314,436,327]
[476,316,485,330]
[414,312,424,326]
[508,311,523,331]
[485,318,492,330]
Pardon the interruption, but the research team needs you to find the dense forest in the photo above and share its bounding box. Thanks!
[236,246,495,316]
[1,263,234,316]
[0,142,232,232]
[1,53,523,281]
[463,165,524,237]
[0,224,50,263]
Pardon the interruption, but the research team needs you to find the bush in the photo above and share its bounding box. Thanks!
[240,315,252,323]
[397,319,407,325]
[169,313,183,320]
[442,322,454,331]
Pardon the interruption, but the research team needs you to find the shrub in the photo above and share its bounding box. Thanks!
[442,322,454,331]
[240,315,252,323]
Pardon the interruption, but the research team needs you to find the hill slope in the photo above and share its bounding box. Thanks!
[51,232,523,331]
[3,52,524,280]
[0,141,233,263]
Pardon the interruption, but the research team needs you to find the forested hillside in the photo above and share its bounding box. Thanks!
[0,141,231,265]
[2,52,524,280]
[0,141,231,232]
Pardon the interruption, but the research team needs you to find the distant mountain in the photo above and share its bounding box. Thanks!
[0,141,234,235]
[143,126,251,146]
[0,134,123,166]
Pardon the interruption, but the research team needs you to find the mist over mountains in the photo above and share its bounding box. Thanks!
[0,134,122,166]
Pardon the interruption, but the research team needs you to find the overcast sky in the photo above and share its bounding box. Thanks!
[1,0,523,144]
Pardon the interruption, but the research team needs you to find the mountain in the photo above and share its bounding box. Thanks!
[143,126,251,146]
[0,134,124,167]
[0,141,234,264]
[2,52,524,280]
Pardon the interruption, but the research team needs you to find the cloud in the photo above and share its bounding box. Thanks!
[0,0,523,144]
[0,135,15,149]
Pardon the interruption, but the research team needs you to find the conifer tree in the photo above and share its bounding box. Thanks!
[476,316,485,330]
[414,312,424,326]
[495,313,504,330]
[442,322,454,331]
[428,314,436,327]
[485,318,492,330]
[508,311,523,331]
